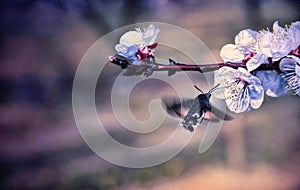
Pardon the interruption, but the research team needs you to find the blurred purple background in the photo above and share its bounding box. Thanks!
[0,0,300,189]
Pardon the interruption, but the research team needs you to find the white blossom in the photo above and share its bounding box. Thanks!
[280,55,300,95]
[245,21,294,71]
[214,67,264,113]
[256,21,293,60]
[115,24,159,65]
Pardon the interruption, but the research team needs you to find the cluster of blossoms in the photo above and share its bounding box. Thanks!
[214,21,300,113]
[115,24,159,65]
[111,21,299,114]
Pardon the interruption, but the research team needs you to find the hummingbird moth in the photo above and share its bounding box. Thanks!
[162,84,233,132]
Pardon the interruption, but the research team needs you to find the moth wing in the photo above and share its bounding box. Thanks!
[203,105,233,122]
[161,97,194,118]
[203,111,220,122]
[162,97,233,132]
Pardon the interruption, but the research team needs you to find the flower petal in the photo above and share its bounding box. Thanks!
[255,30,273,57]
[235,29,257,53]
[288,21,300,50]
[115,43,139,59]
[225,85,250,113]
[214,67,248,99]
[220,44,244,62]
[248,85,264,109]
[246,53,268,72]
[255,71,287,97]
[143,24,160,45]
[213,67,228,99]
[115,43,128,54]
[280,56,300,96]
[296,63,300,77]
[120,31,143,47]
[237,67,252,77]
[213,88,226,99]
[271,21,293,60]
[279,57,297,73]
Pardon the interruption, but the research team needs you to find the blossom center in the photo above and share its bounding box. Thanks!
[236,77,249,86]
[136,45,155,60]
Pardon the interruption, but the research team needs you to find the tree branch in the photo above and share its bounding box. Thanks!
[109,55,280,77]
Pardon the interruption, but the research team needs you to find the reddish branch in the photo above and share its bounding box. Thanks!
[109,55,280,77]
